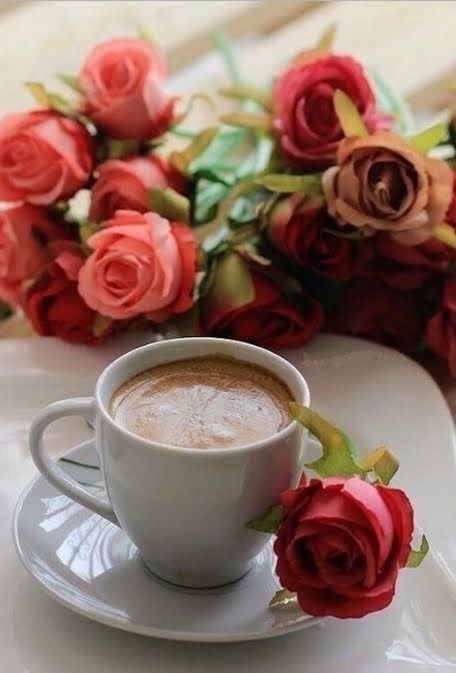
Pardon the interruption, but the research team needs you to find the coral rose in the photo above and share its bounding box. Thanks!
[78,209,196,320]
[0,110,93,205]
[273,54,390,169]
[79,38,174,139]
[323,131,453,245]
[90,155,186,222]
[274,477,414,618]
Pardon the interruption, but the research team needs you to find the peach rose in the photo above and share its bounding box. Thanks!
[79,38,174,140]
[323,131,453,245]
[78,209,196,320]
[0,204,67,306]
[0,110,93,206]
[89,155,186,222]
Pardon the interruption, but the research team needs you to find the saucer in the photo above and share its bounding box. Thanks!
[12,438,320,642]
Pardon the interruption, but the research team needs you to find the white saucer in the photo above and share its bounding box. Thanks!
[12,438,320,642]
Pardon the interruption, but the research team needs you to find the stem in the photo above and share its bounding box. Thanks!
[211,30,241,85]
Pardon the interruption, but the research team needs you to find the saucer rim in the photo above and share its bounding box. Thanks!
[12,438,321,643]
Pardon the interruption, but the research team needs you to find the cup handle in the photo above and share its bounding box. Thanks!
[29,397,119,526]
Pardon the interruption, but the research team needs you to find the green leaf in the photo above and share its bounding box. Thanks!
[92,313,113,337]
[360,446,399,485]
[173,92,215,126]
[170,127,218,175]
[408,123,448,154]
[195,177,257,244]
[106,138,141,159]
[316,22,337,51]
[269,588,297,607]
[369,68,415,135]
[137,24,156,44]
[407,535,429,568]
[334,89,368,137]
[256,173,322,195]
[26,82,78,118]
[79,221,99,243]
[289,403,366,478]
[220,112,273,133]
[201,252,255,317]
[211,30,241,85]
[434,223,456,251]
[149,187,190,223]
[219,86,272,110]
[246,504,286,533]
[234,242,271,266]
[58,73,82,94]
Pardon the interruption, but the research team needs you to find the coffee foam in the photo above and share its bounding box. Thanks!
[110,356,293,449]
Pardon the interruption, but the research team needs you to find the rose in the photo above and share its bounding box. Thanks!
[200,270,323,349]
[268,195,358,280]
[23,251,112,344]
[0,111,93,206]
[425,278,456,376]
[90,155,186,222]
[79,38,174,139]
[0,204,68,306]
[78,209,196,321]
[359,231,456,290]
[329,279,424,352]
[323,131,453,246]
[273,54,390,169]
[446,170,456,227]
[274,476,413,618]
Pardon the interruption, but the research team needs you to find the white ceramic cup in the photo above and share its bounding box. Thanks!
[29,338,310,588]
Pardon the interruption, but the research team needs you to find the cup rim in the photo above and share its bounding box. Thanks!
[95,337,310,456]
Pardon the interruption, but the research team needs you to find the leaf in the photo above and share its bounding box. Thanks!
[433,223,456,251]
[219,112,273,133]
[137,24,156,44]
[58,73,82,94]
[269,588,297,607]
[334,89,368,137]
[246,504,286,533]
[202,252,255,317]
[26,81,50,107]
[219,86,272,110]
[173,92,216,126]
[211,29,241,85]
[290,403,366,478]
[79,221,99,244]
[195,177,257,244]
[407,535,429,568]
[106,138,141,159]
[26,82,78,118]
[92,313,113,337]
[234,242,271,266]
[360,446,399,485]
[408,123,448,154]
[256,174,322,195]
[149,187,190,223]
[169,127,218,175]
[317,22,337,51]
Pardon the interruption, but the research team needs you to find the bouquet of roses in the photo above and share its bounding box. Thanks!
[1,29,456,375]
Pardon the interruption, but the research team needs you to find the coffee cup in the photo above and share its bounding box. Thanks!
[29,338,310,588]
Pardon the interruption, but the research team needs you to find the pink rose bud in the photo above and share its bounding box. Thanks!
[0,110,93,205]
[79,38,175,140]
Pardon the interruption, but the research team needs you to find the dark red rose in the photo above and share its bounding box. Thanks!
[273,54,391,170]
[445,170,456,226]
[425,277,456,376]
[200,270,323,349]
[359,232,456,291]
[330,279,424,352]
[274,477,413,618]
[23,251,113,345]
[268,194,358,280]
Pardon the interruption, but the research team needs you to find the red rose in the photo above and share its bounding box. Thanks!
[273,54,390,169]
[79,38,175,140]
[0,110,93,205]
[200,270,323,349]
[330,279,423,352]
[0,204,68,306]
[360,232,456,290]
[274,477,413,618]
[90,155,186,222]
[23,251,112,345]
[425,277,456,376]
[268,195,358,280]
[446,170,456,226]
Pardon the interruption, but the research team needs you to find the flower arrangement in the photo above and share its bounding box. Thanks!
[1,29,456,375]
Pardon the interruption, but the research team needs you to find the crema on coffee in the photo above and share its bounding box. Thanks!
[110,356,293,449]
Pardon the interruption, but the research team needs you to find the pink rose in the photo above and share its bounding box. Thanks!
[0,110,93,205]
[0,204,68,306]
[274,477,414,618]
[78,209,196,320]
[90,155,186,222]
[79,38,175,139]
[426,278,456,376]
[273,54,390,170]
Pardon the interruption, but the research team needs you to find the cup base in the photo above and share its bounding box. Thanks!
[142,560,252,590]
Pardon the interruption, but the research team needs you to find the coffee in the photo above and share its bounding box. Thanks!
[110,356,293,449]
